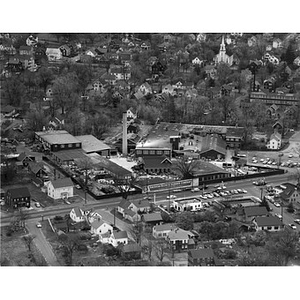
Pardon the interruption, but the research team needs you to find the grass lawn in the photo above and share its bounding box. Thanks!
[1,227,47,266]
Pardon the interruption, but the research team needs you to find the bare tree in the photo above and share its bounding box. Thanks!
[112,176,137,200]
[153,239,168,262]
[23,234,36,252]
[171,157,200,179]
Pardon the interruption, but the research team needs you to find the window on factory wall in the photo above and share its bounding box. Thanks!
[150,150,155,155]
[68,144,72,148]
[157,150,163,155]
[143,150,149,154]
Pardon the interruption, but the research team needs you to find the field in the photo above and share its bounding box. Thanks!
[1,228,47,266]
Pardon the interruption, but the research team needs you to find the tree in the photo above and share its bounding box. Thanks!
[2,75,27,107]
[58,233,80,266]
[25,110,48,132]
[216,63,232,86]
[266,228,300,266]
[52,73,79,115]
[171,157,200,179]
[23,234,36,253]
[153,239,168,262]
[197,221,214,240]
[36,66,55,92]
[112,176,137,200]
[175,212,194,231]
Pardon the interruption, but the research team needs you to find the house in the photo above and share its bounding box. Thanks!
[121,243,142,259]
[294,56,300,67]
[110,66,131,80]
[126,108,137,121]
[167,227,195,251]
[127,123,139,134]
[153,223,175,239]
[109,230,129,247]
[19,45,33,56]
[85,49,98,57]
[28,161,48,178]
[70,207,85,223]
[173,199,203,212]
[1,105,16,117]
[253,216,284,232]
[140,42,150,51]
[123,208,141,223]
[46,47,62,61]
[142,212,163,226]
[248,36,257,47]
[26,35,38,47]
[267,132,282,150]
[225,127,244,149]
[90,219,113,235]
[272,119,284,134]
[192,57,203,65]
[47,178,74,200]
[59,45,71,57]
[129,199,151,214]
[101,73,117,85]
[196,33,206,42]
[188,248,216,266]
[48,116,65,130]
[5,187,31,209]
[204,65,217,79]
[117,198,131,215]
[140,156,172,174]
[199,134,227,160]
[243,206,269,222]
[273,38,283,49]
[279,183,300,204]
[17,152,34,167]
[138,82,152,96]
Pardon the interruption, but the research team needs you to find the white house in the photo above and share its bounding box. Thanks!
[173,199,203,212]
[253,216,284,232]
[267,132,282,150]
[192,57,203,65]
[46,47,62,61]
[70,207,85,223]
[153,223,175,239]
[90,219,113,236]
[162,84,176,95]
[128,199,151,214]
[138,83,152,96]
[126,108,137,121]
[47,178,74,200]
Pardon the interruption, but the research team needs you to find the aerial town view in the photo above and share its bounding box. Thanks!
[1,32,300,268]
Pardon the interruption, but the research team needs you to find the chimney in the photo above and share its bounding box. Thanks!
[122,111,128,156]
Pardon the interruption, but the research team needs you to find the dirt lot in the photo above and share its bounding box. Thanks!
[1,228,47,266]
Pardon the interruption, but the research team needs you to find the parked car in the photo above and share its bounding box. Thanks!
[167,195,176,199]
[289,223,297,230]
[35,202,41,208]
[75,184,82,189]
[294,219,300,225]
[191,188,200,193]
[274,202,281,207]
[275,213,283,220]
[36,222,42,228]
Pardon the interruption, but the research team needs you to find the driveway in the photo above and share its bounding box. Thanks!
[26,219,60,266]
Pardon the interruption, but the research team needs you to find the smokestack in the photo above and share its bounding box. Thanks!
[122,111,128,156]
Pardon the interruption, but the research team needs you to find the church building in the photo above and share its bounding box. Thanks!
[214,36,233,66]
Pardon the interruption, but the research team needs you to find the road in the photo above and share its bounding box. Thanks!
[1,172,298,230]
[26,219,60,266]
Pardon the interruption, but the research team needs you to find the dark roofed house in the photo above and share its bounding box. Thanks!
[118,198,131,215]
[243,206,269,222]
[142,212,163,226]
[5,187,31,209]
[188,248,216,266]
[28,161,48,178]
[225,127,244,149]
[199,134,227,160]
[110,230,129,247]
[121,242,142,259]
[141,156,172,174]
[279,183,300,204]
[129,199,151,213]
[253,216,284,232]
[17,152,34,166]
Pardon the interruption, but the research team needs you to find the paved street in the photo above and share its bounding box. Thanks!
[26,219,60,266]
